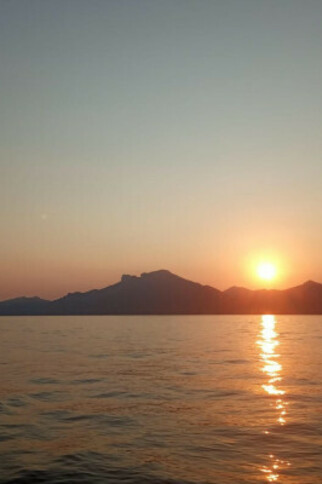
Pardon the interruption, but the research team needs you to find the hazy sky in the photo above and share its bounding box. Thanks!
[1,0,322,299]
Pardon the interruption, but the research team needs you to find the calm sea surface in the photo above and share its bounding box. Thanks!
[0,315,322,483]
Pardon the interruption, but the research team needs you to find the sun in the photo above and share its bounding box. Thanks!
[257,262,277,281]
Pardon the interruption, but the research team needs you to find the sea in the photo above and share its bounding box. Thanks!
[0,315,322,484]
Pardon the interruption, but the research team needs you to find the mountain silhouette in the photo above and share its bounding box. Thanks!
[0,296,49,315]
[0,270,321,315]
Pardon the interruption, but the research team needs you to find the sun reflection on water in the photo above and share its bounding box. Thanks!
[257,315,290,482]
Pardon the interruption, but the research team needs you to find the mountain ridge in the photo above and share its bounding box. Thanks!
[0,270,321,315]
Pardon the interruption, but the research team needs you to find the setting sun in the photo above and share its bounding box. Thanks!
[257,262,277,281]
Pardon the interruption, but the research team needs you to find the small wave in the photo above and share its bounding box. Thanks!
[225,359,250,364]
[69,378,102,385]
[88,353,109,359]
[91,390,127,399]
[29,392,65,402]
[1,461,201,484]
[41,410,135,428]
[6,397,28,408]
[30,378,61,385]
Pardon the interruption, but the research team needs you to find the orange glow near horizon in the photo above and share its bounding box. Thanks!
[243,252,286,289]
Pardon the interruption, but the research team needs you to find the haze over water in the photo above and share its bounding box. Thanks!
[1,315,322,483]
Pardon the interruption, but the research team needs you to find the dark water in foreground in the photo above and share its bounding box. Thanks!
[0,315,322,484]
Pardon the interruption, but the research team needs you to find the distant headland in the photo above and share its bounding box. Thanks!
[0,270,321,315]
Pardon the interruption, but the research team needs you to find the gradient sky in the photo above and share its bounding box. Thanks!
[1,0,322,300]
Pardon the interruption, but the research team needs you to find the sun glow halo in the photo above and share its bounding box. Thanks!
[257,262,277,281]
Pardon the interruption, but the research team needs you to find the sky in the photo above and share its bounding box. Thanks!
[1,0,322,300]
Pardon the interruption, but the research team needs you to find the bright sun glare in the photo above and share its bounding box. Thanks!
[257,262,277,281]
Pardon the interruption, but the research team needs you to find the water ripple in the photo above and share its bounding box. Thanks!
[0,315,322,484]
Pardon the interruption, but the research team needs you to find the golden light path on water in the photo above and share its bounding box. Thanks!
[257,315,291,482]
